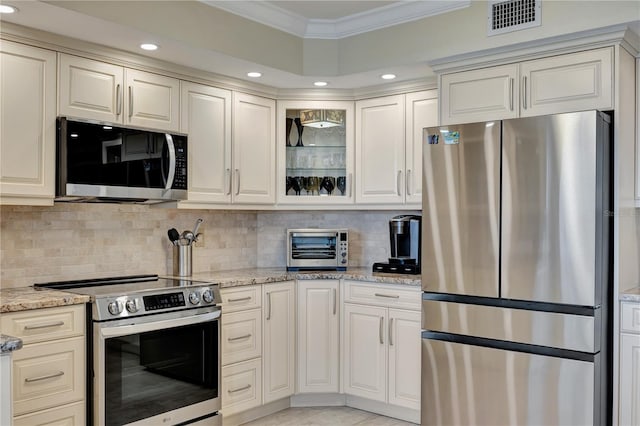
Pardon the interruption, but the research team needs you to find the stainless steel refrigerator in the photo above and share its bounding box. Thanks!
[421,110,612,426]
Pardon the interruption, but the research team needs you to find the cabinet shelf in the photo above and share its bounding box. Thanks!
[286,145,345,149]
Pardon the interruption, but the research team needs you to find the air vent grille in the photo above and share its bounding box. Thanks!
[488,0,541,36]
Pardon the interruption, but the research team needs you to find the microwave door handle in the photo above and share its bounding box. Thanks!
[164,134,176,190]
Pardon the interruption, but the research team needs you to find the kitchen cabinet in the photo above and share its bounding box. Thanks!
[58,54,180,132]
[0,40,56,206]
[277,100,354,206]
[180,82,232,203]
[355,91,437,206]
[297,279,340,393]
[342,281,421,414]
[440,47,613,124]
[231,92,276,205]
[0,305,85,424]
[262,281,295,403]
[619,301,640,426]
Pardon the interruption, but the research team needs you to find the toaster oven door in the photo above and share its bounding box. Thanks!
[288,232,339,269]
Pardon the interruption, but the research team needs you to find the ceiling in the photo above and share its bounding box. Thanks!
[0,0,468,90]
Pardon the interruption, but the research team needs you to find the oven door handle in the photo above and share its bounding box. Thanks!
[99,309,220,338]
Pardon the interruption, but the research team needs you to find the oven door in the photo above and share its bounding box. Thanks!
[288,231,339,269]
[93,307,221,426]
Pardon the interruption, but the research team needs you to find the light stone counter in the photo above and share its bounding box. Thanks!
[180,267,421,288]
[620,286,640,303]
[0,287,90,313]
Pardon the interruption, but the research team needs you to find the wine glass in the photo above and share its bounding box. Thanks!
[306,176,319,195]
[321,176,335,195]
[337,176,346,195]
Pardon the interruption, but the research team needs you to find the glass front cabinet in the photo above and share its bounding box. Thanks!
[277,100,354,205]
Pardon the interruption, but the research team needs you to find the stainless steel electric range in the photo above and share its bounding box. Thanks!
[36,275,222,426]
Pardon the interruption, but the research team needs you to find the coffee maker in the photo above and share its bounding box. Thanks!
[373,215,421,274]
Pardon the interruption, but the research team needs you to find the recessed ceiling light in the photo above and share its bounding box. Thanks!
[314,81,328,87]
[247,72,262,78]
[381,74,396,80]
[0,5,17,13]
[140,43,158,51]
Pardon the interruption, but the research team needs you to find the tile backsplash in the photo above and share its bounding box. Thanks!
[0,204,418,288]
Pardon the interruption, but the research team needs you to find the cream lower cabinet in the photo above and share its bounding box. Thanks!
[297,279,340,393]
[0,40,57,205]
[263,281,295,403]
[440,47,613,125]
[342,281,421,411]
[58,54,180,132]
[0,304,85,425]
[619,301,640,426]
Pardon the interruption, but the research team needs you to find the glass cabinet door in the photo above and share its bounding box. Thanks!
[278,101,354,205]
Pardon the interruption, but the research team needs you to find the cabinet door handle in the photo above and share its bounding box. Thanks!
[266,292,271,320]
[25,370,64,383]
[235,169,240,196]
[24,321,64,330]
[379,316,384,344]
[389,318,394,346]
[348,173,353,198]
[228,384,251,394]
[128,86,133,118]
[228,296,251,303]
[522,76,527,110]
[228,334,252,342]
[397,170,402,196]
[374,293,400,299]
[225,168,231,195]
[406,169,412,196]
[333,288,337,315]
[509,78,514,111]
[116,84,122,116]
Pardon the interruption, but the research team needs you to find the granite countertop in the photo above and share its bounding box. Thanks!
[620,286,640,303]
[0,287,90,313]
[0,334,23,354]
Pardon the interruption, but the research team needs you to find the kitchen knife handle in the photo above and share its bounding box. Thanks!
[226,169,231,195]
[235,169,240,196]
[522,76,527,110]
[24,321,64,330]
[397,170,402,196]
[266,292,271,320]
[509,78,513,111]
[389,318,394,346]
[406,169,412,196]
[25,371,64,383]
[379,317,384,344]
[116,84,122,116]
[128,86,133,118]
[333,288,336,315]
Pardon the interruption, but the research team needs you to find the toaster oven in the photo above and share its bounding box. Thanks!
[287,229,348,271]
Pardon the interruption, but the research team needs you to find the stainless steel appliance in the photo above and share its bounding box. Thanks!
[373,215,421,274]
[421,110,612,425]
[286,228,348,271]
[36,275,221,426]
[56,117,188,203]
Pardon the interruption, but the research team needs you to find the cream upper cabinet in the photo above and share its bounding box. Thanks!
[262,281,295,403]
[440,47,613,125]
[180,82,232,203]
[0,40,57,206]
[355,95,405,204]
[297,279,340,394]
[619,301,640,426]
[277,100,355,206]
[232,92,276,205]
[59,54,180,132]
[405,90,438,205]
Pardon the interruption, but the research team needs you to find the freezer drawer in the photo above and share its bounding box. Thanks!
[421,337,599,426]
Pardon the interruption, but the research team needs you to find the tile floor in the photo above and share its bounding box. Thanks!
[241,406,419,425]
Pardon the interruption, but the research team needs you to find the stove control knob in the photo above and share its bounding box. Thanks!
[125,300,139,313]
[189,292,200,305]
[108,301,123,316]
[202,289,214,304]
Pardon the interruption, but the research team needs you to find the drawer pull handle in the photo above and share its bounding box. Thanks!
[24,321,65,330]
[228,296,252,303]
[228,384,251,394]
[228,334,252,342]
[25,370,64,383]
[374,293,400,299]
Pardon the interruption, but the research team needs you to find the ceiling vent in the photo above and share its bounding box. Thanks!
[488,0,541,36]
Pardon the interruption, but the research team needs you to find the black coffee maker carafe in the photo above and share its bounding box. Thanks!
[373,215,421,274]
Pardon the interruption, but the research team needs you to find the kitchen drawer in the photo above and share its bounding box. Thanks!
[221,358,262,417]
[0,305,84,345]
[220,286,262,313]
[342,280,420,311]
[621,301,640,334]
[13,400,85,426]
[12,337,85,416]
[222,308,262,365]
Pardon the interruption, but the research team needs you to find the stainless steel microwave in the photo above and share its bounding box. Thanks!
[56,117,188,203]
[287,229,348,271]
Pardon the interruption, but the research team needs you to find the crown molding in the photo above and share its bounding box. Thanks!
[202,0,470,39]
